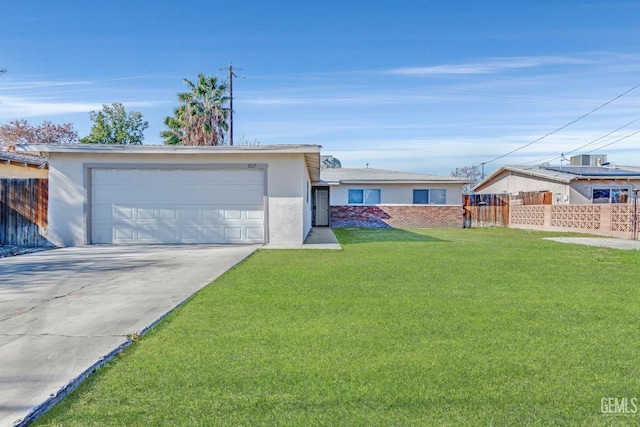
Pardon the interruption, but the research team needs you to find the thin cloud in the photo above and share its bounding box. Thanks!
[0,75,169,92]
[387,56,589,76]
[0,95,103,118]
[0,95,167,119]
[243,91,454,107]
[0,80,93,91]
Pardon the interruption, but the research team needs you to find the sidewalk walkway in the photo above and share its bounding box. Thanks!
[263,227,341,250]
[544,237,640,250]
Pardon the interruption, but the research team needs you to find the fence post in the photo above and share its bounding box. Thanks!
[633,190,639,240]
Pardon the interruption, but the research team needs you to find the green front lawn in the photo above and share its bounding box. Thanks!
[36,228,640,426]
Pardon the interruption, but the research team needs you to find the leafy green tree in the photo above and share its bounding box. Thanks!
[80,103,149,145]
[162,73,229,146]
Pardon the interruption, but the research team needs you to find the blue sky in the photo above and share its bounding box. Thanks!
[1,1,640,175]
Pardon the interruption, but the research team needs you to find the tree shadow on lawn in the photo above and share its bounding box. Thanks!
[333,227,448,244]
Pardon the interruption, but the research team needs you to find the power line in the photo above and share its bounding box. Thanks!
[523,115,640,165]
[563,116,640,156]
[589,128,640,153]
[484,82,640,165]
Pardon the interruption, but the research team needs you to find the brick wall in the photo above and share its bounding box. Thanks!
[330,205,463,228]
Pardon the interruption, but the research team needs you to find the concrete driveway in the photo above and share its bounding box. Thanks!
[0,244,259,427]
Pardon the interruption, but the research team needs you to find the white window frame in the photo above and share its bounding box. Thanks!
[592,187,629,204]
[413,189,447,205]
[348,189,381,205]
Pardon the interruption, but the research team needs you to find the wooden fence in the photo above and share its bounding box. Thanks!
[517,191,552,206]
[0,178,49,246]
[465,191,639,239]
[463,194,510,227]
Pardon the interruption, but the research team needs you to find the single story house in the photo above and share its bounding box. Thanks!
[0,151,48,178]
[473,164,640,204]
[15,144,472,247]
[17,144,320,247]
[316,167,472,228]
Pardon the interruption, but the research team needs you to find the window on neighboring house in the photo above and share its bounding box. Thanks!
[348,189,381,204]
[413,189,447,204]
[592,188,629,204]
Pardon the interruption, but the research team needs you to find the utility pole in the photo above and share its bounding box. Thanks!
[222,63,241,145]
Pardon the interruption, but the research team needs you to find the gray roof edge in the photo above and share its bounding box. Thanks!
[0,151,48,167]
[472,165,570,192]
[472,164,640,192]
[15,143,322,154]
[332,178,474,184]
[320,167,473,184]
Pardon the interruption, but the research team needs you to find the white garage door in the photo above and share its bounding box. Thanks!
[90,168,265,244]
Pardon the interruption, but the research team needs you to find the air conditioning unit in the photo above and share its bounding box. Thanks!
[570,154,607,166]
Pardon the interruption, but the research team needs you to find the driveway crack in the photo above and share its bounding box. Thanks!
[0,273,125,322]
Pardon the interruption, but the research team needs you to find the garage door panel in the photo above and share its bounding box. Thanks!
[201,227,222,240]
[224,228,243,240]
[224,209,242,220]
[114,227,134,241]
[138,208,155,220]
[246,209,264,220]
[181,208,199,221]
[200,208,220,220]
[246,228,264,240]
[91,168,265,244]
[114,206,135,220]
[180,226,199,241]
[156,208,178,220]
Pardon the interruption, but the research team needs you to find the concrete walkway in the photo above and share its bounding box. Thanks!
[544,237,640,250]
[0,244,259,427]
[263,227,342,250]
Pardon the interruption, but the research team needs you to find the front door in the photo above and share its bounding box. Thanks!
[315,188,329,226]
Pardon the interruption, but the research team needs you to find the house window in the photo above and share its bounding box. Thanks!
[592,188,629,204]
[413,189,447,204]
[348,189,380,205]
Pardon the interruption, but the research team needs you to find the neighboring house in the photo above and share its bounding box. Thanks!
[315,167,473,228]
[474,164,640,204]
[0,151,48,178]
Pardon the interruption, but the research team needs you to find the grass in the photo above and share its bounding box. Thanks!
[35,228,640,426]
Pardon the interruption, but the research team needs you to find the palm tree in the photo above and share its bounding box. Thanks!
[162,73,230,146]
[160,106,186,145]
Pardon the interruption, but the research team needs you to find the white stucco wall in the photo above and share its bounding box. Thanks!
[570,179,637,203]
[45,151,310,246]
[475,174,570,204]
[262,154,308,245]
[329,183,465,205]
